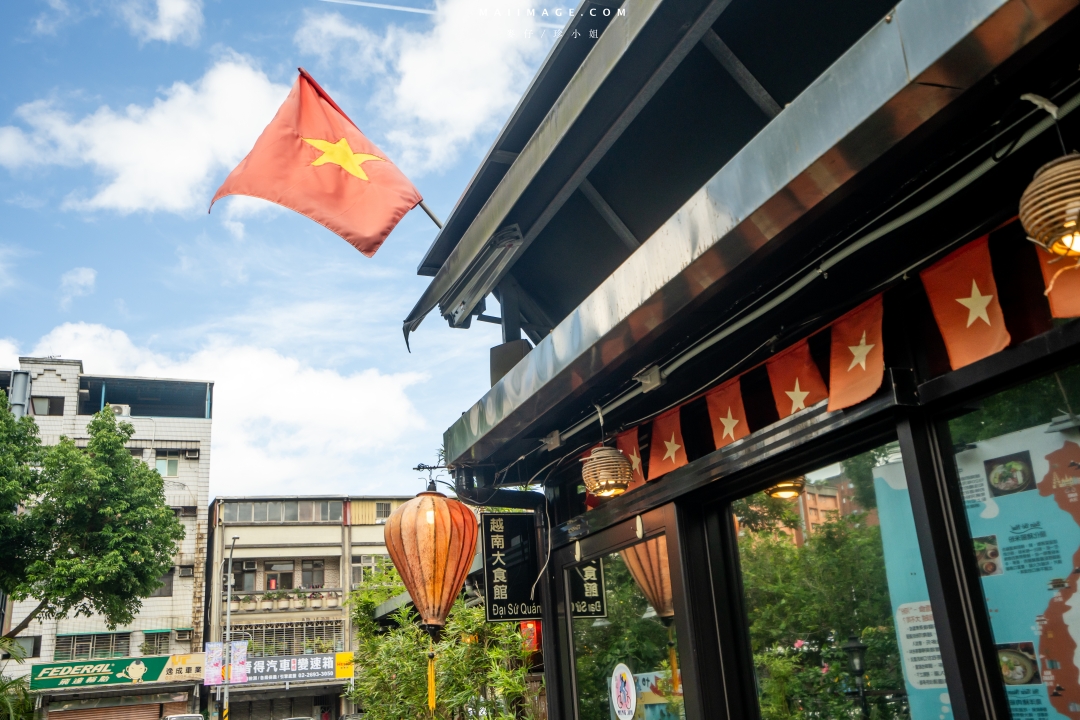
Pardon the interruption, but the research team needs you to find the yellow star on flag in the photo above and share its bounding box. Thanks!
[847,331,875,371]
[718,407,740,440]
[785,378,810,414]
[955,280,994,327]
[629,448,641,475]
[303,137,383,180]
[662,434,681,463]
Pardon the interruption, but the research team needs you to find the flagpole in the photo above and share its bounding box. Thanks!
[419,201,443,229]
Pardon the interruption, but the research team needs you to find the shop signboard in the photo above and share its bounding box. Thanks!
[568,557,606,618]
[481,513,542,622]
[246,652,354,684]
[30,653,205,691]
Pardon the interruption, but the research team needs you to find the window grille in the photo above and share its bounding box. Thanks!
[229,620,344,657]
[54,633,131,661]
[376,502,392,519]
[141,631,171,656]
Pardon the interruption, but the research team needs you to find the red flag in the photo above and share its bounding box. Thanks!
[647,409,688,481]
[828,295,885,411]
[1035,245,1080,318]
[705,378,749,450]
[766,340,829,419]
[920,236,1010,369]
[615,428,647,490]
[211,69,422,257]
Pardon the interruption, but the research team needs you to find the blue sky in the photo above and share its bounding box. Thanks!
[0,0,557,496]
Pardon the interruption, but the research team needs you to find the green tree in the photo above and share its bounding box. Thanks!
[2,407,186,638]
[0,637,32,720]
[732,491,802,533]
[0,394,41,594]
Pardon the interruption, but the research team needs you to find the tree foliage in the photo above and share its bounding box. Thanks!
[347,568,538,720]
[0,394,41,594]
[1,404,185,638]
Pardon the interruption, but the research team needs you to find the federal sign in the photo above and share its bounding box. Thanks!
[481,513,542,622]
[568,558,607,617]
[30,654,205,691]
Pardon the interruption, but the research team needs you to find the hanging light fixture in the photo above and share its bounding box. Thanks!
[384,481,478,715]
[621,536,680,692]
[581,446,633,497]
[1020,153,1080,258]
[765,477,805,499]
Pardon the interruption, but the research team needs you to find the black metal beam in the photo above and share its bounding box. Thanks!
[579,179,640,251]
[700,29,782,118]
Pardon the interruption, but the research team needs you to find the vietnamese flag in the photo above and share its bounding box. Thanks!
[828,295,885,411]
[647,409,688,481]
[705,378,749,450]
[615,427,646,490]
[1035,245,1080,318]
[920,236,1010,369]
[211,69,422,257]
[766,340,829,419]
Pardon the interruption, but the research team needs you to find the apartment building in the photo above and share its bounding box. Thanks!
[205,495,410,720]
[2,357,212,719]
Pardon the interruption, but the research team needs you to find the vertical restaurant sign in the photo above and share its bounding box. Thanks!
[568,557,606,618]
[482,513,542,622]
[30,654,205,690]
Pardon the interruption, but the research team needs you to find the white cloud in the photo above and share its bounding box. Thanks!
[31,0,77,35]
[59,267,97,309]
[218,196,285,240]
[0,249,18,293]
[119,0,203,45]
[0,56,289,215]
[26,323,428,496]
[0,339,18,370]
[295,6,552,173]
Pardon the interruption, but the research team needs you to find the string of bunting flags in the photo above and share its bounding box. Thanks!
[582,229,1076,504]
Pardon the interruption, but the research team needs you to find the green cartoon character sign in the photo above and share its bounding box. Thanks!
[116,660,148,683]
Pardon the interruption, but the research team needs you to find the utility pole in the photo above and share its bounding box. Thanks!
[223,536,238,720]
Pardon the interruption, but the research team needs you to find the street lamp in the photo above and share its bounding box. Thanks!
[842,634,870,719]
[223,536,238,720]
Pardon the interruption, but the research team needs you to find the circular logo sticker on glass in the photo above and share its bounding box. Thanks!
[610,662,637,719]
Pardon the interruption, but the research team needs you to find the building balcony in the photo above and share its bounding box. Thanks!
[225,588,345,614]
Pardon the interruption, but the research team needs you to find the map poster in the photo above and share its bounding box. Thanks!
[956,423,1080,719]
[874,462,951,720]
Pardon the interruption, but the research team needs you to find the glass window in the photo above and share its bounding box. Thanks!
[155,450,180,477]
[238,503,253,522]
[733,441,939,719]
[376,502,392,519]
[571,535,684,720]
[54,633,130,661]
[299,501,313,522]
[284,502,298,522]
[302,559,325,588]
[944,365,1080,717]
[231,567,255,592]
[329,501,342,521]
[267,502,281,522]
[265,561,294,590]
[223,503,237,522]
[253,503,268,522]
[140,631,170,656]
[149,569,174,597]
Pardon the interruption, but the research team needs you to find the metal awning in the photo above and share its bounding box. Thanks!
[437,0,1077,464]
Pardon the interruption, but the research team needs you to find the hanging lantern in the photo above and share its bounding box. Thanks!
[765,477,805,499]
[1020,153,1080,257]
[621,536,679,692]
[384,484,478,714]
[581,446,633,497]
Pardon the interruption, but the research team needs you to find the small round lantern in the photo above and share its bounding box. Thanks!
[384,484,478,714]
[581,446,633,497]
[765,477,805,499]
[1020,153,1080,257]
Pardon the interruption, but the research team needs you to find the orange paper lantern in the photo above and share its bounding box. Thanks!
[384,487,478,639]
[621,535,680,692]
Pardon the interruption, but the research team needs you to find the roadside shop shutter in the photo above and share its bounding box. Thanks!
[51,704,160,720]
[161,701,189,716]
[292,695,314,717]
[249,699,272,720]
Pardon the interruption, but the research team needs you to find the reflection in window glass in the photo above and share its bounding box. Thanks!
[238,503,253,522]
[734,442,939,719]
[946,366,1080,717]
[223,503,237,522]
[299,501,313,522]
[267,502,281,522]
[253,503,268,522]
[571,536,684,720]
[284,502,298,521]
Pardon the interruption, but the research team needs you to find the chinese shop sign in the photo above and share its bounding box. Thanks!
[30,653,205,691]
[481,513,542,622]
[246,652,354,684]
[568,557,606,618]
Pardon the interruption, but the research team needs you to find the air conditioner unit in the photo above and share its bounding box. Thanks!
[179,566,194,577]
[175,630,192,641]
[242,561,256,571]
[376,518,388,525]
[110,404,131,417]
[185,449,200,459]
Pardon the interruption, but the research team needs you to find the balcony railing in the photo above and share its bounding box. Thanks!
[225,588,345,613]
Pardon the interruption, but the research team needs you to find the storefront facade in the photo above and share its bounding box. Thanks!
[405,0,1080,718]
